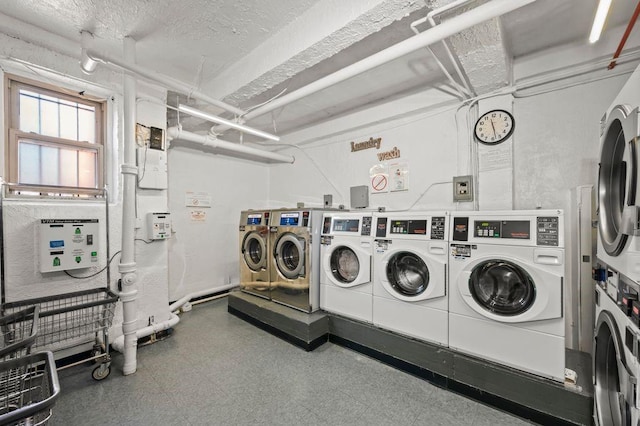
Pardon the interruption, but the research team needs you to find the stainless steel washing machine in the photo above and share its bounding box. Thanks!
[269,208,326,312]
[239,210,271,299]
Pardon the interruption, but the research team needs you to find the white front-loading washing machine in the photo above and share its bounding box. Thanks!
[597,64,640,282]
[372,211,449,345]
[593,268,640,426]
[320,212,374,323]
[448,210,565,382]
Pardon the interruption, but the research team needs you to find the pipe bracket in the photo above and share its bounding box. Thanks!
[121,164,138,175]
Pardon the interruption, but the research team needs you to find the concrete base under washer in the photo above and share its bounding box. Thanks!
[228,291,592,425]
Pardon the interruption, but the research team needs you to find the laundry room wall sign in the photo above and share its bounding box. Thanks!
[350,137,382,152]
[377,147,401,161]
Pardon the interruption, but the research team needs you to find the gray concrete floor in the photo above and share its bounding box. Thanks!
[49,297,533,425]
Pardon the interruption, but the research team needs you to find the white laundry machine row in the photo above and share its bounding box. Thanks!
[320,212,374,323]
[372,211,450,346]
[448,210,566,382]
[239,210,271,300]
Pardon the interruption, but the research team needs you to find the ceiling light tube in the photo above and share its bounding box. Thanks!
[590,0,613,43]
[177,104,280,142]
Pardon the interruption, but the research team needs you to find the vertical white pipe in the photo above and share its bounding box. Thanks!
[119,36,139,376]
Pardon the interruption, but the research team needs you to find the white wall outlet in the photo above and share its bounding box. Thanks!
[453,175,474,202]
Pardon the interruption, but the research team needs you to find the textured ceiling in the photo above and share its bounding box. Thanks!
[0,0,639,140]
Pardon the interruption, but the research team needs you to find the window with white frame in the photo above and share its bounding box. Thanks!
[5,74,105,196]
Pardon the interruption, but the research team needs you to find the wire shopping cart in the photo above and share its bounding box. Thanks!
[0,351,60,426]
[1,288,118,381]
[0,306,39,362]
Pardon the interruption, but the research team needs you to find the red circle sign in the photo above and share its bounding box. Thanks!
[372,174,388,191]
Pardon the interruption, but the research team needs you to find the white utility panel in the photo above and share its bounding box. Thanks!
[39,219,99,273]
[147,212,171,240]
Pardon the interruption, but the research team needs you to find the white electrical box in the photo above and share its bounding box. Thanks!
[39,219,99,273]
[137,148,168,190]
[147,212,171,240]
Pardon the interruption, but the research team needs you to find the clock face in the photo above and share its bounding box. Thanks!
[474,110,514,145]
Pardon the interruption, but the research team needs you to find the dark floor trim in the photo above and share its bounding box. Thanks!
[330,335,582,426]
[228,305,328,351]
[329,334,449,389]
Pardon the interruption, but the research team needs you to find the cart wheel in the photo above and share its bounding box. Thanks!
[92,365,111,381]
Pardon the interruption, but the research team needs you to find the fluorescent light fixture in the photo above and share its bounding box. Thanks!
[589,0,612,43]
[177,104,280,142]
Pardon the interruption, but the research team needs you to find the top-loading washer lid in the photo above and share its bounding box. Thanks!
[386,251,430,296]
[469,259,536,316]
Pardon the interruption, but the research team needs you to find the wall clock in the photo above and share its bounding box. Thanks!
[474,109,515,145]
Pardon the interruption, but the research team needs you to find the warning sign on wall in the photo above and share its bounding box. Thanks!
[369,164,389,194]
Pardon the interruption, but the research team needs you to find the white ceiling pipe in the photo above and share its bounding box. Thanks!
[178,104,280,141]
[409,17,470,99]
[167,126,295,164]
[84,49,246,117]
[425,0,477,97]
[216,0,533,131]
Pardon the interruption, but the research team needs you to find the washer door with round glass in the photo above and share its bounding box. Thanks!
[275,232,306,279]
[381,250,445,302]
[242,232,267,272]
[469,259,535,316]
[457,256,562,323]
[598,105,639,257]
[325,244,371,288]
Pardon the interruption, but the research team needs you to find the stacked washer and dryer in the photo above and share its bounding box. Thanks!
[593,65,640,426]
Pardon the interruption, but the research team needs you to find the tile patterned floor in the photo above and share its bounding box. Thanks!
[50,298,533,425]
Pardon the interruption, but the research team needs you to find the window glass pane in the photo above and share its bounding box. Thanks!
[18,142,40,184]
[19,94,40,133]
[59,103,78,140]
[78,108,95,143]
[40,146,60,186]
[59,148,78,187]
[78,150,97,188]
[40,99,59,138]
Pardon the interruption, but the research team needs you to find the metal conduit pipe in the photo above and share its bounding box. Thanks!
[167,126,295,164]
[215,0,533,132]
[84,49,246,117]
[119,37,140,376]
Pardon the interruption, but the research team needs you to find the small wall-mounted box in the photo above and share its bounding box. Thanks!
[350,185,369,209]
[39,219,99,273]
[147,212,171,240]
[453,175,474,202]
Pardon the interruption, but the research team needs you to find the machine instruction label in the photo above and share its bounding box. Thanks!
[451,244,471,258]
